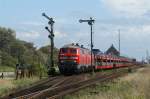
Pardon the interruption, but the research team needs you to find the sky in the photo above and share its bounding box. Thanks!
[1,0,150,60]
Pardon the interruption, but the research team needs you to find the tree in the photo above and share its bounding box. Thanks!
[1,52,17,67]
[38,45,59,67]
[0,27,15,53]
[10,41,26,63]
[0,26,59,77]
[0,50,2,66]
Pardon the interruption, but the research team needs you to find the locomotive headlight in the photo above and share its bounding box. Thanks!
[60,60,64,63]
[73,60,77,63]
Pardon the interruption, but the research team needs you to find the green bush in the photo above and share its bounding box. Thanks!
[0,66,15,72]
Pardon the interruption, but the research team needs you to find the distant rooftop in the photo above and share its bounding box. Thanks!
[105,44,120,56]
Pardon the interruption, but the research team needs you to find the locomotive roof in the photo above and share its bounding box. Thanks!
[62,45,79,48]
[61,43,90,50]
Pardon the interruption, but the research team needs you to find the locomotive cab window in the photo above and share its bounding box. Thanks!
[61,48,68,53]
[70,49,77,54]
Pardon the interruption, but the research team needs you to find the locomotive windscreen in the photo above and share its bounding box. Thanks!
[60,48,77,54]
[61,48,68,53]
[70,49,77,54]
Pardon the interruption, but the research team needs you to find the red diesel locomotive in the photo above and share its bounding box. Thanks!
[58,43,134,74]
[58,43,94,74]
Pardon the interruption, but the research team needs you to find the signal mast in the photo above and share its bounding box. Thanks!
[42,13,55,75]
[79,17,95,74]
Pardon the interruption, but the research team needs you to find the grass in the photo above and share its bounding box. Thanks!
[0,66,15,72]
[64,65,150,99]
[0,77,39,97]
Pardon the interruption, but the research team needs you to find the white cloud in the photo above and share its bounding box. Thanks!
[101,0,150,17]
[96,23,150,40]
[123,25,150,39]
[16,31,40,40]
[55,31,67,38]
[21,22,44,26]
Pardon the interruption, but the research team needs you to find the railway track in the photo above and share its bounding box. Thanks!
[3,65,143,99]
[17,67,139,99]
[2,76,65,99]
[31,69,127,99]
[3,73,95,99]
[14,75,88,99]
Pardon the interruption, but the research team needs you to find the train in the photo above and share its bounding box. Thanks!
[58,43,136,75]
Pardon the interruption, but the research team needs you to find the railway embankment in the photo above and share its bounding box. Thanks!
[64,65,150,99]
[0,77,39,97]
